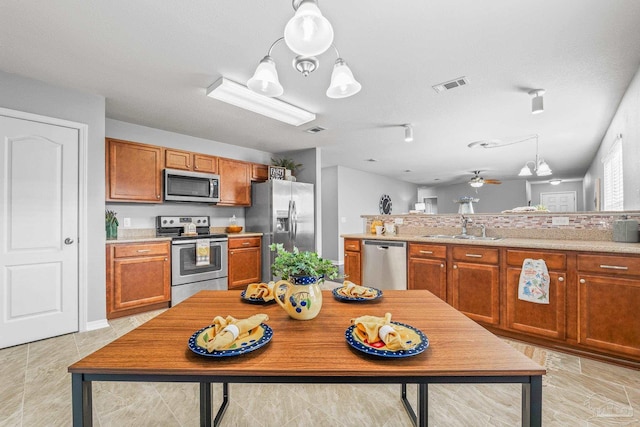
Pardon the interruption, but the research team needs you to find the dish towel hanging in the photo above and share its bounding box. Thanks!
[518,258,550,304]
[195,239,211,266]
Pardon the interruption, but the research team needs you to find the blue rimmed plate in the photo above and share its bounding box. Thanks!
[345,321,428,358]
[188,323,273,357]
[332,286,383,302]
[240,290,277,304]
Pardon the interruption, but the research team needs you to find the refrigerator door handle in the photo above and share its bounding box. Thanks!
[292,200,297,241]
[288,199,294,242]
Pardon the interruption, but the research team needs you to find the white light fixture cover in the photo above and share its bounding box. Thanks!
[549,179,562,185]
[247,56,284,97]
[536,158,552,176]
[403,124,414,142]
[284,0,334,57]
[518,164,533,176]
[529,89,545,114]
[469,181,483,188]
[326,59,361,98]
[207,77,315,126]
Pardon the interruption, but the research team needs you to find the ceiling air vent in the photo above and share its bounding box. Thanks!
[432,76,469,93]
[305,126,326,134]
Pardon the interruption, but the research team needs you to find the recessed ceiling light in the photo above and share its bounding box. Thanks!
[366,158,378,162]
[404,169,412,173]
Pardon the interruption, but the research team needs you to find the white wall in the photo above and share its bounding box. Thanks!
[106,119,273,229]
[530,180,584,211]
[0,70,107,323]
[322,165,418,263]
[584,64,640,211]
[428,179,528,214]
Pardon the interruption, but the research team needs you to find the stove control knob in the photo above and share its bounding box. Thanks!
[162,220,167,224]
[169,219,174,224]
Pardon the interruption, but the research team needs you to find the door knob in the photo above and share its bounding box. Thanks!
[64,238,74,245]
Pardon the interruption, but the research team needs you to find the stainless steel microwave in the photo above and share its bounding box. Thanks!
[164,169,220,203]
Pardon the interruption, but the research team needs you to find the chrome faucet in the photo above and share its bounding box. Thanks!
[461,215,472,235]
[478,223,487,238]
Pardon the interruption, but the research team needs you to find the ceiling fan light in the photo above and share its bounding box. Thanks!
[518,164,533,176]
[247,56,284,97]
[536,159,552,176]
[326,59,361,98]
[284,0,334,57]
[470,181,483,188]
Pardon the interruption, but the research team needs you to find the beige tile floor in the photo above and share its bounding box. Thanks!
[2,307,640,427]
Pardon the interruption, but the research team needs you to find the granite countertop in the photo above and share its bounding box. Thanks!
[341,233,640,255]
[106,236,172,244]
[227,232,263,238]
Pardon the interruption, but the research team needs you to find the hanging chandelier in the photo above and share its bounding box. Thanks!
[247,0,362,99]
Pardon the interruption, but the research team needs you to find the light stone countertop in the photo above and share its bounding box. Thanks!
[341,233,640,255]
[106,236,172,244]
[227,232,263,238]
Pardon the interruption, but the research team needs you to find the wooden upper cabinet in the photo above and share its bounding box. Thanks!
[165,149,218,174]
[251,163,269,182]
[193,154,218,174]
[106,138,162,202]
[218,158,251,206]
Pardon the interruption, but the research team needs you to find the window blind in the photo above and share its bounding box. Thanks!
[602,137,623,211]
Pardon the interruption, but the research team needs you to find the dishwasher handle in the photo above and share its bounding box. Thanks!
[363,240,406,249]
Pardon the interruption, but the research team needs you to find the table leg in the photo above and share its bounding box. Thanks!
[401,384,417,426]
[200,383,212,427]
[522,375,542,427]
[213,383,229,427]
[417,383,428,427]
[71,373,92,427]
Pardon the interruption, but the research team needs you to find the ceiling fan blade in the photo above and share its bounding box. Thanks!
[485,179,502,184]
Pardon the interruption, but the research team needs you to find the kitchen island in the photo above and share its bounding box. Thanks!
[68,290,544,426]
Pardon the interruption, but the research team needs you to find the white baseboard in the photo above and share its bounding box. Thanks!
[85,319,110,332]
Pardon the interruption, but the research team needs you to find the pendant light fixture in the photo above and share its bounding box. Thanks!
[517,135,552,177]
[248,0,361,99]
[403,124,414,142]
[529,89,545,114]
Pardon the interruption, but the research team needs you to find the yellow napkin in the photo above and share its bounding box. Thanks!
[202,313,268,352]
[351,313,411,351]
[339,281,377,298]
[245,282,275,301]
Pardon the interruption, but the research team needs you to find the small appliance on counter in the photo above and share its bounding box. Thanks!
[455,197,479,214]
[613,215,639,243]
[156,216,228,305]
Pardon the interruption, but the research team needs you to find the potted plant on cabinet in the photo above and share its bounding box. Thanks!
[105,209,119,239]
[271,157,303,180]
[269,243,338,320]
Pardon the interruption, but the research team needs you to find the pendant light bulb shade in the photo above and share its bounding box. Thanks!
[404,124,414,142]
[518,163,533,176]
[247,56,284,97]
[470,181,484,188]
[284,0,334,57]
[326,59,361,98]
[529,89,545,114]
[536,158,552,176]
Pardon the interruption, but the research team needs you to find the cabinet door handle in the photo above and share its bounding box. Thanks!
[230,251,234,255]
[558,277,564,282]
[580,278,586,284]
[599,264,628,270]
[453,265,458,269]
[165,258,168,261]
[419,250,434,254]
[440,263,444,268]
[242,242,250,246]
[137,249,151,253]
[465,253,482,258]
[157,195,161,199]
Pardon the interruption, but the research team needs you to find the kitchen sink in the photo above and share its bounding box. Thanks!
[422,234,502,241]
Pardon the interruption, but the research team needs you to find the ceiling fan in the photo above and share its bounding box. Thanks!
[469,170,501,188]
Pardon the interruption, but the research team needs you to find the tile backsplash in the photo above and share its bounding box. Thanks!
[363,212,640,241]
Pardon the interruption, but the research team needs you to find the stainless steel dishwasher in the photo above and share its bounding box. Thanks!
[362,240,407,290]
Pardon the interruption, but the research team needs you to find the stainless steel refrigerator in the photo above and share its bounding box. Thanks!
[246,180,315,281]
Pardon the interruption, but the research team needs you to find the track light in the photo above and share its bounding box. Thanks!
[529,89,545,114]
[404,124,414,142]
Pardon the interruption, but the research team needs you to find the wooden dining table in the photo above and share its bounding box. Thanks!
[68,290,545,426]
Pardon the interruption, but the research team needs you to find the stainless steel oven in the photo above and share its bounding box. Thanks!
[156,216,228,305]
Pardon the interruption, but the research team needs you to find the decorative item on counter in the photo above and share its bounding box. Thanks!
[105,209,118,239]
[271,157,303,180]
[226,215,243,233]
[454,196,479,214]
[384,221,395,235]
[269,243,338,320]
[183,222,197,236]
[613,215,639,243]
[370,219,383,234]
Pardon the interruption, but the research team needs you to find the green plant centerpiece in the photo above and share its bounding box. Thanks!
[105,209,119,239]
[269,243,338,320]
[271,157,303,177]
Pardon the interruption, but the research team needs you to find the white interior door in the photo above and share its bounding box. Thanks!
[0,114,79,348]
[540,191,577,212]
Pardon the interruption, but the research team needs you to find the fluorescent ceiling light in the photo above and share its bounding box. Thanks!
[206,77,315,126]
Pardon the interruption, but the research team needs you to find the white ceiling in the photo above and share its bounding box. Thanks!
[2,1,640,186]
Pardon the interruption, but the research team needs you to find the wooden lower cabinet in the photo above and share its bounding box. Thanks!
[449,246,500,325]
[344,239,362,284]
[228,236,262,289]
[106,241,171,319]
[504,249,567,340]
[408,243,446,300]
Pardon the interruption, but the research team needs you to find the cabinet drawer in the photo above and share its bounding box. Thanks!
[506,250,566,270]
[114,242,169,258]
[451,246,499,264]
[409,243,446,259]
[577,254,640,277]
[344,239,361,252]
[229,237,261,249]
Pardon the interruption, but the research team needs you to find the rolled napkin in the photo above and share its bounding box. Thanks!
[339,281,377,298]
[245,282,275,301]
[351,313,411,351]
[202,313,269,352]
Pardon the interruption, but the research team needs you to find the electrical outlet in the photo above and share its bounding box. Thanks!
[394,218,404,225]
[340,217,347,223]
[123,217,131,227]
[551,216,569,226]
